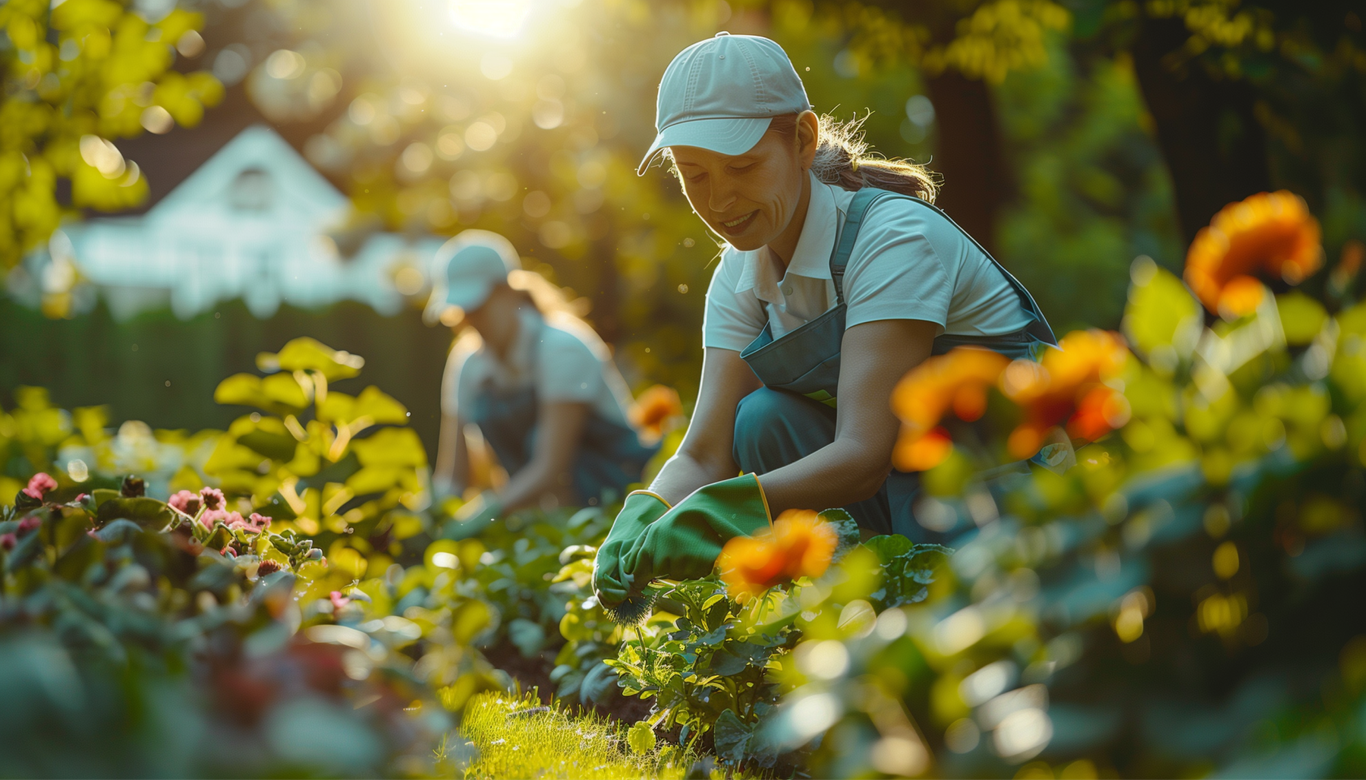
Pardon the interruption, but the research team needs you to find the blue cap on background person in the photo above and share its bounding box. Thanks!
[637,31,812,176]
[424,229,522,325]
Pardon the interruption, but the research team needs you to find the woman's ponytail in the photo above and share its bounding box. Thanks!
[771,112,939,202]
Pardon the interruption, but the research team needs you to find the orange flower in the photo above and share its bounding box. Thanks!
[717,509,838,602]
[1184,190,1323,317]
[630,384,684,439]
[1001,330,1131,458]
[891,348,1010,471]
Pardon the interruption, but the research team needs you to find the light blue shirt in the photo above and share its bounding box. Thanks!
[704,173,1032,351]
[442,308,635,426]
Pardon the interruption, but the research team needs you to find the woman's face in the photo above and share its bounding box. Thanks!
[463,284,522,354]
[670,115,816,252]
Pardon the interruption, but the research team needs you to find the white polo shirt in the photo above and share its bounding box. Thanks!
[703,172,1032,351]
[442,307,636,427]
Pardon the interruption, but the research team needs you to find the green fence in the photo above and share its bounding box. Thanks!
[0,296,454,461]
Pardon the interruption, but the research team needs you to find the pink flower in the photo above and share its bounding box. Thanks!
[198,509,230,530]
[329,591,351,611]
[0,533,15,550]
[22,473,57,500]
[221,546,237,558]
[199,487,225,512]
[75,493,89,503]
[168,490,201,516]
[248,513,272,532]
[17,516,41,534]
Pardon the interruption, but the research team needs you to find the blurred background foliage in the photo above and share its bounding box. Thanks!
[4,0,1363,461]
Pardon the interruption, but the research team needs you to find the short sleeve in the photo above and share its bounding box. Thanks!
[442,331,484,418]
[537,328,605,404]
[702,252,767,351]
[842,201,952,334]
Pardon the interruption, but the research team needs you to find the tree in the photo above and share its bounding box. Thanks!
[0,0,221,281]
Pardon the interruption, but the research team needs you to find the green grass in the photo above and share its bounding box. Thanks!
[458,691,715,780]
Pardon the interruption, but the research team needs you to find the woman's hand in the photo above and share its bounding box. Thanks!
[757,319,937,513]
[647,347,762,505]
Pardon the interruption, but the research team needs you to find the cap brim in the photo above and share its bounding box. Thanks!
[636,116,773,175]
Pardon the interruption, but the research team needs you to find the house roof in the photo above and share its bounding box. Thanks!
[109,83,347,216]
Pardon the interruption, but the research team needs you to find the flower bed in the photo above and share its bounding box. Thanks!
[4,192,1366,777]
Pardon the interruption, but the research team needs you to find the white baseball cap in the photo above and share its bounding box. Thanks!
[424,229,521,325]
[638,32,812,176]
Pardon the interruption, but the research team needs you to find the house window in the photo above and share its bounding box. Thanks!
[230,167,273,211]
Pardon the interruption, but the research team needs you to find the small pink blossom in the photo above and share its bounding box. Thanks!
[17,516,41,534]
[198,508,229,529]
[199,487,225,512]
[168,490,201,516]
[329,591,351,611]
[22,473,57,500]
[75,493,89,503]
[233,512,273,533]
[221,546,237,558]
[0,533,15,550]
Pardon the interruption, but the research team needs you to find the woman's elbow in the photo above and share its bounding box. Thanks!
[844,456,893,504]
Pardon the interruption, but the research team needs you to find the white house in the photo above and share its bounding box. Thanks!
[59,124,444,320]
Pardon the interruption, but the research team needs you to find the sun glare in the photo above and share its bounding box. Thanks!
[449,0,532,38]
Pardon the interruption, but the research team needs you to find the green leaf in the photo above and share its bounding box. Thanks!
[260,372,309,409]
[713,709,751,764]
[213,373,272,411]
[708,650,748,676]
[507,618,547,657]
[351,386,408,424]
[237,429,298,461]
[627,721,657,754]
[818,507,862,559]
[268,337,364,381]
[96,497,173,529]
[864,534,912,564]
[1122,260,1202,360]
[1277,291,1328,346]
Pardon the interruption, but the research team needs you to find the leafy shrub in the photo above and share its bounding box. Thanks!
[0,477,445,777]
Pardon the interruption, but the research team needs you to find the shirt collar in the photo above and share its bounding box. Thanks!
[732,172,840,300]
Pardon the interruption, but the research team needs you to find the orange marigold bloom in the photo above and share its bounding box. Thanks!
[891,348,1009,471]
[1001,330,1131,459]
[1184,190,1323,317]
[630,384,684,439]
[717,509,838,602]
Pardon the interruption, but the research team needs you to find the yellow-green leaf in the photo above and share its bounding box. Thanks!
[1122,260,1202,363]
[352,385,408,424]
[1277,291,1328,346]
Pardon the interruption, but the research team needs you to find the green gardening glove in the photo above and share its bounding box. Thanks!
[620,474,772,588]
[592,490,672,608]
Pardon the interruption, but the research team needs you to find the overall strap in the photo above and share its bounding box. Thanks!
[828,187,1058,347]
[829,187,891,305]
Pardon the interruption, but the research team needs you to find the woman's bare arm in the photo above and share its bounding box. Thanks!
[433,411,469,498]
[755,319,936,514]
[648,347,763,505]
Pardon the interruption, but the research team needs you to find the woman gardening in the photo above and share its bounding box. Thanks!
[426,230,658,536]
[592,33,1057,610]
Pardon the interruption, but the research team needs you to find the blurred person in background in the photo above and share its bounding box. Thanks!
[594,33,1058,609]
[426,230,657,536]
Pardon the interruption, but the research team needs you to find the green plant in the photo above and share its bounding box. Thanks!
[0,475,445,777]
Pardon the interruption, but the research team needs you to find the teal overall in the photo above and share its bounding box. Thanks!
[735,187,1058,539]
[466,320,658,506]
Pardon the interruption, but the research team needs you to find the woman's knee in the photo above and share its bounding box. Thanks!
[732,388,835,473]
